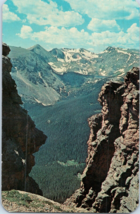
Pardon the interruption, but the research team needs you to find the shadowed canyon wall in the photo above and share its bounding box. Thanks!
[2,43,47,195]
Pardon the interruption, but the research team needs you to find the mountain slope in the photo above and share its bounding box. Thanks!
[2,190,88,213]
[9,46,64,106]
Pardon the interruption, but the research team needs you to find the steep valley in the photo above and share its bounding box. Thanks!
[23,77,113,202]
[26,88,102,202]
[8,44,139,203]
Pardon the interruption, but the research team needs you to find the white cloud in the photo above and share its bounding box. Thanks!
[17,25,33,39]
[31,26,90,47]
[90,23,139,51]
[3,4,20,22]
[88,18,120,32]
[12,0,84,27]
[127,23,139,34]
[126,23,139,42]
[65,0,139,20]
[17,23,139,52]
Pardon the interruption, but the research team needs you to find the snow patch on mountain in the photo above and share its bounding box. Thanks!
[129,61,137,67]
[117,49,132,63]
[101,70,106,76]
[81,50,98,59]
[64,51,81,62]
[34,98,42,104]
[118,68,125,72]
[58,58,65,62]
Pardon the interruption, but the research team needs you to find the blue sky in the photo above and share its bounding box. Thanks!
[2,0,140,53]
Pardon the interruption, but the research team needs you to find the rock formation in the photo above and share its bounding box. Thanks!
[65,67,139,213]
[2,43,47,195]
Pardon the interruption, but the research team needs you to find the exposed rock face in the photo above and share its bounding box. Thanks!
[2,43,47,195]
[65,67,139,213]
[2,43,10,56]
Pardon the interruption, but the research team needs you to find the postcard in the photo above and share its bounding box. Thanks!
[1,0,140,213]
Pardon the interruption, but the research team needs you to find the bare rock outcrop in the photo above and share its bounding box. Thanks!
[2,43,47,195]
[65,67,139,213]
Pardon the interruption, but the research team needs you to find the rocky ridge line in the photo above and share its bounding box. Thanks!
[64,67,139,213]
[2,43,47,195]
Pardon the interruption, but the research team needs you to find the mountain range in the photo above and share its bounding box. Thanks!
[9,45,139,106]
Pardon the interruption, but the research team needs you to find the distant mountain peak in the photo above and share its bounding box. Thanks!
[105,46,116,51]
[28,44,47,51]
[79,48,87,52]
[34,44,41,48]
[50,48,65,59]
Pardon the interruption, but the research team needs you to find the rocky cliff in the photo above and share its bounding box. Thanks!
[2,43,47,195]
[65,67,139,213]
